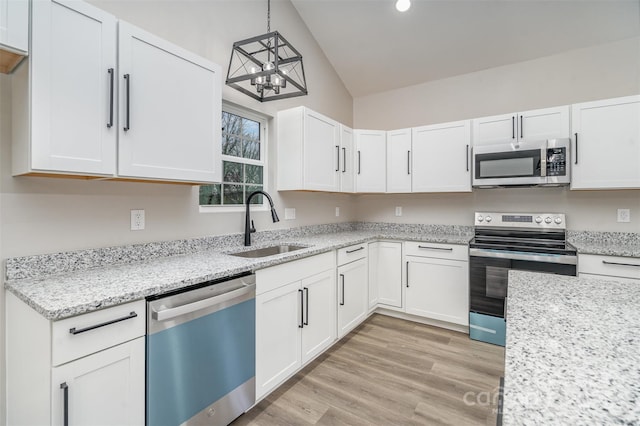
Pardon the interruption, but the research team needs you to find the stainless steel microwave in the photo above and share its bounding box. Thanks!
[472,138,570,187]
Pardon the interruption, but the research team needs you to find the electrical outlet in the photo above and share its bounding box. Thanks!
[335,207,340,217]
[131,209,145,230]
[395,206,402,217]
[284,208,296,220]
[617,208,631,223]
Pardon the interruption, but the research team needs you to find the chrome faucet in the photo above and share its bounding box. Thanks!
[245,190,279,246]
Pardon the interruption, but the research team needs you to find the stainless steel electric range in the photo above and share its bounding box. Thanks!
[468,212,577,346]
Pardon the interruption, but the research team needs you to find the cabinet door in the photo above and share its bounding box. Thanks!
[118,21,222,183]
[405,257,469,326]
[301,270,337,364]
[367,242,380,309]
[519,105,570,142]
[472,113,515,146]
[355,130,386,192]
[0,0,28,53]
[386,129,412,193]
[376,242,403,308]
[255,281,301,399]
[412,120,471,192]
[337,258,368,337]
[29,0,117,175]
[304,110,340,191]
[339,125,355,192]
[51,337,145,426]
[571,95,640,190]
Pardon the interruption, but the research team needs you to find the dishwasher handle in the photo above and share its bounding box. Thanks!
[152,284,255,322]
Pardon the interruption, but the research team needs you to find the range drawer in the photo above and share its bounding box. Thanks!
[337,243,368,266]
[52,300,146,366]
[405,241,467,261]
[579,254,640,281]
[469,312,505,347]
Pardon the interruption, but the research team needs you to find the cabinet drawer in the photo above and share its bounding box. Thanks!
[256,252,336,295]
[404,241,467,261]
[337,244,368,266]
[52,300,145,366]
[578,254,640,281]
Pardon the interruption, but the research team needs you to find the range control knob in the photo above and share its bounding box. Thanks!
[544,217,552,224]
[477,215,484,222]
[535,216,543,224]
[485,215,493,223]
[554,217,562,224]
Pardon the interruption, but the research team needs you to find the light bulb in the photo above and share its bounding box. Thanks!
[395,0,410,12]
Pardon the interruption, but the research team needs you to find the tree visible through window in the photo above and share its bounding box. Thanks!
[200,108,266,206]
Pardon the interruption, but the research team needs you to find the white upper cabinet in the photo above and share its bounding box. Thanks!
[117,22,222,183]
[0,0,28,72]
[12,1,223,183]
[13,0,118,177]
[355,129,386,193]
[571,95,640,190]
[472,105,570,146]
[386,128,412,193]
[412,120,472,193]
[339,125,355,192]
[277,106,341,192]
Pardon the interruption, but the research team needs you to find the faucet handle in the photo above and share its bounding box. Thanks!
[250,220,256,233]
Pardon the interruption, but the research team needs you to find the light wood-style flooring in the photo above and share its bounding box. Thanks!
[233,314,505,425]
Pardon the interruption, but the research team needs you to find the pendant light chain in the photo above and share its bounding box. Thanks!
[267,0,271,33]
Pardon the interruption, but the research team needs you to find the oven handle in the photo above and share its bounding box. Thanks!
[152,284,255,321]
[469,248,577,265]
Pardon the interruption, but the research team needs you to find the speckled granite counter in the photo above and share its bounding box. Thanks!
[5,223,472,320]
[503,270,640,425]
[568,230,640,258]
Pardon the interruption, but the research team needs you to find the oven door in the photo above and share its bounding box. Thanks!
[473,141,546,187]
[469,254,576,318]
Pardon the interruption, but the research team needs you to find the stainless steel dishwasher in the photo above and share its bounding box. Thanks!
[146,273,255,426]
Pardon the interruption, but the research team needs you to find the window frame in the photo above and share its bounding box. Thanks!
[199,102,269,213]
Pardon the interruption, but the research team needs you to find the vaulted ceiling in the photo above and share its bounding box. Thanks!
[291,0,640,97]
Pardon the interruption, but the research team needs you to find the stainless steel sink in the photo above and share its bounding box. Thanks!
[229,244,308,258]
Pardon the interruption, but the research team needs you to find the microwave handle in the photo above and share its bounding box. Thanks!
[540,147,547,177]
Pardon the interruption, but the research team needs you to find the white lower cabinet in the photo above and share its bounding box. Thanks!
[255,253,336,400]
[6,294,146,425]
[578,253,640,282]
[370,241,403,308]
[337,247,368,338]
[404,242,469,326]
[51,338,145,426]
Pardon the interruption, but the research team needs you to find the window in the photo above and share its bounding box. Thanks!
[199,105,267,208]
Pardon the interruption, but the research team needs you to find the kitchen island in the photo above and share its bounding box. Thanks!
[503,271,640,425]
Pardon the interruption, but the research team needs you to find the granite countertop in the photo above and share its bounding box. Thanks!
[568,230,640,258]
[503,270,640,425]
[5,225,472,320]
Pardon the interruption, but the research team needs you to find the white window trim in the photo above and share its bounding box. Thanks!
[199,102,270,213]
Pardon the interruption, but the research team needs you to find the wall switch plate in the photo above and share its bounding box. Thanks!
[617,208,631,223]
[284,208,296,220]
[335,207,340,217]
[131,209,145,230]
[395,206,402,217]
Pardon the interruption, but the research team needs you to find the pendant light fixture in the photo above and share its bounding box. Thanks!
[226,0,308,102]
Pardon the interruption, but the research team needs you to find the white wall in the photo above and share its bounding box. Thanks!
[0,1,354,423]
[353,37,640,233]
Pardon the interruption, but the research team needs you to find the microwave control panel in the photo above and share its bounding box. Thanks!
[546,147,566,176]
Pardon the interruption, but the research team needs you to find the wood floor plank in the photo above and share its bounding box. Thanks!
[233,313,505,426]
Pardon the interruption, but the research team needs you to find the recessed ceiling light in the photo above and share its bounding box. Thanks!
[395,0,411,12]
